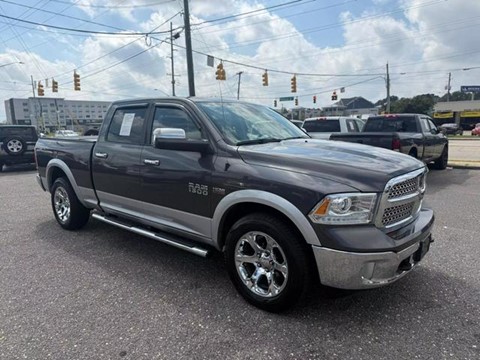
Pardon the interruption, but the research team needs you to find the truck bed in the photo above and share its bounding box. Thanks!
[329,132,399,150]
[35,137,97,192]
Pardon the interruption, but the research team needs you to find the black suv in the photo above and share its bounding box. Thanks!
[0,125,38,171]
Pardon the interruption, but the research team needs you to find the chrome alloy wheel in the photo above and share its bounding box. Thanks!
[54,187,71,223]
[7,139,23,153]
[234,231,288,298]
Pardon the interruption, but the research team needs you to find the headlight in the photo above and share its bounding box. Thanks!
[309,193,377,225]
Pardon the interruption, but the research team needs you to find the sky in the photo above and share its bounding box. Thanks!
[0,0,479,121]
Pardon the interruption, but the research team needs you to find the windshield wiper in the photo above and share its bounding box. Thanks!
[282,136,309,140]
[236,138,283,146]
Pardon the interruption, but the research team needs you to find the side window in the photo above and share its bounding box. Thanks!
[419,118,430,132]
[346,119,358,132]
[151,107,203,143]
[427,119,437,133]
[355,119,365,131]
[106,107,147,145]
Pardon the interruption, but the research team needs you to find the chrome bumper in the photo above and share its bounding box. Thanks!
[313,228,432,290]
[36,174,47,191]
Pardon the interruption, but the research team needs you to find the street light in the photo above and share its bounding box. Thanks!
[0,61,24,69]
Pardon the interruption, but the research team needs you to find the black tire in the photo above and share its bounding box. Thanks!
[51,177,90,230]
[433,146,448,170]
[0,162,3,172]
[3,136,26,156]
[408,149,417,158]
[224,213,313,312]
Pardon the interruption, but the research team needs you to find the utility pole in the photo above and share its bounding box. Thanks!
[30,75,36,98]
[183,0,195,96]
[386,62,391,113]
[170,22,176,96]
[236,71,243,100]
[446,72,451,102]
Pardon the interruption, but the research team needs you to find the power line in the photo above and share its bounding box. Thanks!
[47,0,176,9]
[0,13,179,35]
[0,0,126,31]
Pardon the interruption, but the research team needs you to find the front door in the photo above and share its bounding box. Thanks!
[139,104,214,240]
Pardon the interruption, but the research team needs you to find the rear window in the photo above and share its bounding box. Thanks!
[364,116,418,132]
[303,119,340,132]
[0,126,37,141]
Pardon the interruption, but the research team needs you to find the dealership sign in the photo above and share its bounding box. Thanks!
[460,85,480,93]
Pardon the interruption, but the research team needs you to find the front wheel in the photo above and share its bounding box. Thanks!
[224,213,313,312]
[51,177,90,230]
[433,146,448,170]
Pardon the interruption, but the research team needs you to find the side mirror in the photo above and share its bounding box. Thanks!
[153,127,211,153]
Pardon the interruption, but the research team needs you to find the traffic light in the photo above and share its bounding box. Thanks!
[262,71,268,86]
[331,91,337,101]
[37,81,44,96]
[215,63,226,80]
[290,75,297,93]
[52,79,58,93]
[74,71,81,91]
[295,97,298,106]
[313,95,317,104]
[273,99,277,107]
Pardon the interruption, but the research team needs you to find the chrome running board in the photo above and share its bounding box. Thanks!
[91,212,210,258]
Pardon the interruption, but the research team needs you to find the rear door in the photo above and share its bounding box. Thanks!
[92,103,150,213]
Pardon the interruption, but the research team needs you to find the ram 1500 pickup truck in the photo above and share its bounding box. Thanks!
[330,114,448,169]
[35,98,434,312]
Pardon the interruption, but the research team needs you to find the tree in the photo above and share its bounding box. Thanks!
[390,94,439,115]
[439,91,480,101]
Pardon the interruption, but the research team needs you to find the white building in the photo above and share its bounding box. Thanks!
[4,97,111,133]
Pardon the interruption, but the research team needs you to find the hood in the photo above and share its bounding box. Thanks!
[237,139,425,192]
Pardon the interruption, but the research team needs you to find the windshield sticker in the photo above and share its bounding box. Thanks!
[119,113,135,136]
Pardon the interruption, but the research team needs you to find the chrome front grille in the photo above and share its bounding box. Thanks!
[375,168,427,230]
[387,176,420,199]
[382,202,415,226]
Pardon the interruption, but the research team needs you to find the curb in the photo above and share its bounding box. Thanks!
[447,160,480,170]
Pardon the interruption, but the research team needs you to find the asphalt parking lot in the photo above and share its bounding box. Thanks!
[1,167,479,360]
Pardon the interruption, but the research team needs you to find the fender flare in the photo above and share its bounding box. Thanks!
[211,189,321,248]
[46,159,88,207]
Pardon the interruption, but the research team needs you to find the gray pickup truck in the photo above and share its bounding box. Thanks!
[35,98,434,311]
[330,114,449,169]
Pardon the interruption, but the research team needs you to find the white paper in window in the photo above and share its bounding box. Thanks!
[119,113,135,136]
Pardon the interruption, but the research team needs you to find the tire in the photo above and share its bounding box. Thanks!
[224,213,313,312]
[408,149,417,158]
[433,146,448,170]
[51,177,90,230]
[3,137,26,156]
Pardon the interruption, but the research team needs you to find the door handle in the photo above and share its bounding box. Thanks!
[95,152,108,159]
[144,159,160,166]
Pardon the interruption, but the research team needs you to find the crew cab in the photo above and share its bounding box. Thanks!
[330,114,448,169]
[35,99,434,311]
[302,116,364,139]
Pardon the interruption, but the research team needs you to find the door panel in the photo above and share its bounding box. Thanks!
[139,105,214,237]
[92,105,148,211]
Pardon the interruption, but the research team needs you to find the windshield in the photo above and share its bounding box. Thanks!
[303,119,340,132]
[196,101,308,145]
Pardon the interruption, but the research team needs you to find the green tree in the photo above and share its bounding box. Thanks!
[390,94,439,115]
[439,91,480,101]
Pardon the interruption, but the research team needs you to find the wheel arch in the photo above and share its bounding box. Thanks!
[46,159,88,207]
[212,190,321,250]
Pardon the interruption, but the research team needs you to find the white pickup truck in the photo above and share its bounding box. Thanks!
[302,116,365,139]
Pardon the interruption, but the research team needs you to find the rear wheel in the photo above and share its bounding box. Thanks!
[51,177,90,230]
[433,146,448,170]
[224,213,313,312]
[3,137,26,156]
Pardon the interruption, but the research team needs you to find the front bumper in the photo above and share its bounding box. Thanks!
[313,208,434,289]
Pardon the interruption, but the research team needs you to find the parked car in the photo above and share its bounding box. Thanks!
[302,116,364,139]
[35,98,434,312]
[330,114,449,170]
[471,123,480,136]
[290,119,304,129]
[54,130,79,137]
[439,123,463,135]
[0,125,38,172]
